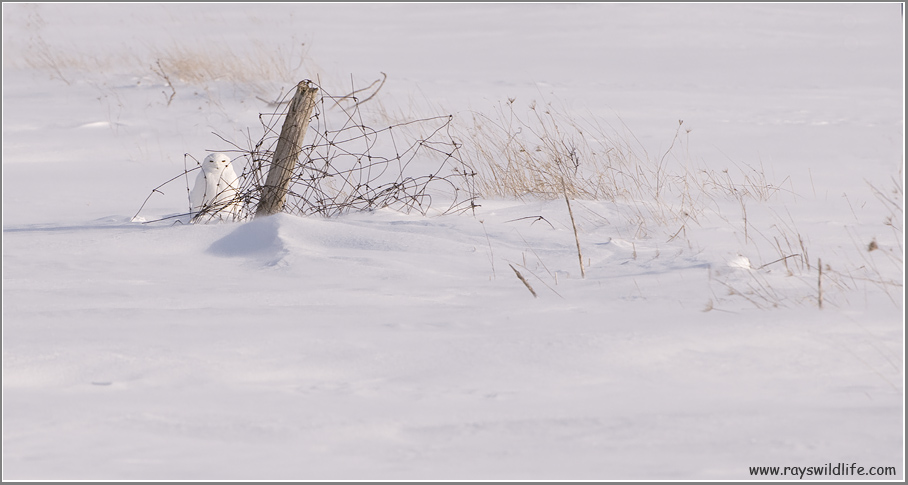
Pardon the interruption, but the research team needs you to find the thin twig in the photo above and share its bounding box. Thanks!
[562,178,585,278]
[503,215,556,230]
[667,222,686,243]
[353,72,387,109]
[480,219,495,279]
[756,253,802,270]
[514,230,556,281]
[132,166,199,221]
[331,73,385,109]
[818,257,823,309]
[332,73,388,108]
[509,263,537,298]
[511,261,564,299]
[151,59,176,106]
[256,96,290,107]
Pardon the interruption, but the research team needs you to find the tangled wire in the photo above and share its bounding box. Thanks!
[135,78,479,224]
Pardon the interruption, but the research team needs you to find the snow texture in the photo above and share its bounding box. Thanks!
[2,3,904,481]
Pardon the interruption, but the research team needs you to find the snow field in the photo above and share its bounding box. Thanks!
[2,3,903,480]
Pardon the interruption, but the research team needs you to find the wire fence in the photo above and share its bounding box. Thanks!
[134,79,479,224]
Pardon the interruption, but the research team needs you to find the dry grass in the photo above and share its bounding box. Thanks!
[149,41,319,93]
[456,99,903,310]
[19,37,138,85]
[456,99,790,239]
[19,5,896,310]
[17,19,319,95]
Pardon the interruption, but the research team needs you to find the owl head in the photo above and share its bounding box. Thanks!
[201,153,233,173]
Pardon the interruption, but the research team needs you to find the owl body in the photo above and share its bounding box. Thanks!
[190,153,240,222]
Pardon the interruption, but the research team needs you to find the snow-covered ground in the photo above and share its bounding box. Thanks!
[2,3,904,480]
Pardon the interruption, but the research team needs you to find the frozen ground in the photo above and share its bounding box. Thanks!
[2,3,904,480]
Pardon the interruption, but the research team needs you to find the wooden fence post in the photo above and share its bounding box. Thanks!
[256,80,319,217]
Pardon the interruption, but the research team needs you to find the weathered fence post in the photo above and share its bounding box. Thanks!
[256,80,319,217]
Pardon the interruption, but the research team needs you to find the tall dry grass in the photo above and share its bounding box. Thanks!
[17,15,320,95]
[455,100,788,238]
[149,41,319,93]
[455,99,903,309]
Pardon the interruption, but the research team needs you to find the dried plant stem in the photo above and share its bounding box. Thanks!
[480,220,495,279]
[334,74,379,105]
[509,263,537,298]
[741,200,749,244]
[757,253,801,270]
[563,180,585,278]
[353,72,387,109]
[774,237,791,273]
[515,231,556,282]
[151,59,176,106]
[818,257,823,309]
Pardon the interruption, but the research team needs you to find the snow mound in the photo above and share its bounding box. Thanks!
[207,213,286,257]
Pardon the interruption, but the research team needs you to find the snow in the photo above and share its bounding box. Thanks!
[2,3,904,480]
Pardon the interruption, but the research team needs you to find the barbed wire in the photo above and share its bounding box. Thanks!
[134,78,478,224]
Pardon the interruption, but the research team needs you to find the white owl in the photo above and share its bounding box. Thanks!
[190,152,241,222]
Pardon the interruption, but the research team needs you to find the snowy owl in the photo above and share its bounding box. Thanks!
[190,152,241,222]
